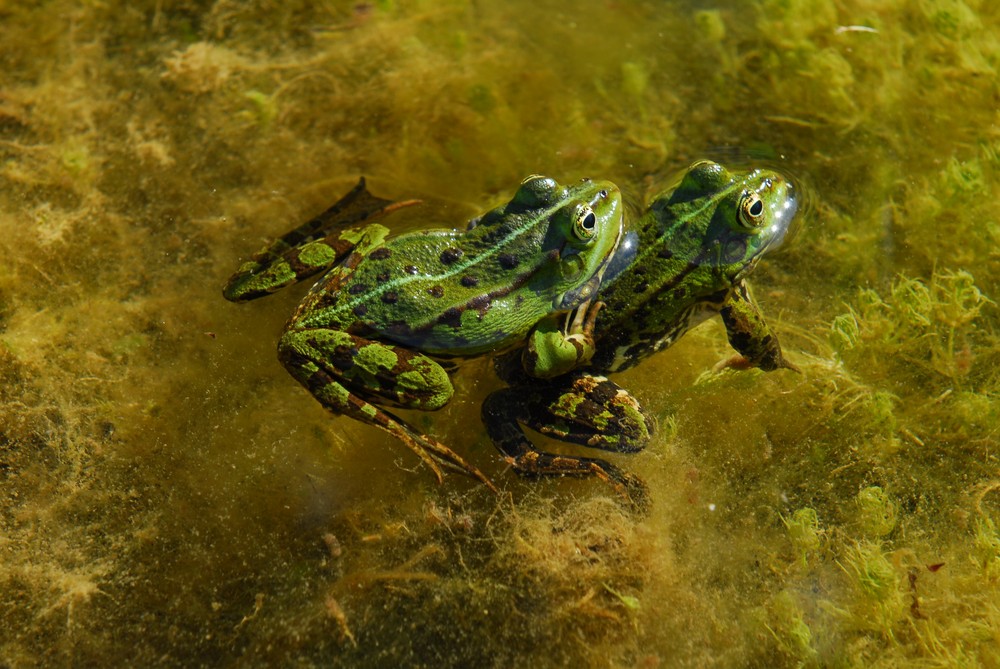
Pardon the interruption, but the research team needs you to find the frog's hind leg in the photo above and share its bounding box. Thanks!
[223,178,420,302]
[279,328,498,493]
[482,373,654,512]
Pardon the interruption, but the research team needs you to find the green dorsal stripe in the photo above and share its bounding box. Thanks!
[328,198,574,319]
[631,179,741,270]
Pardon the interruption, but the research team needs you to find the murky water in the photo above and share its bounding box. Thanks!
[2,1,999,666]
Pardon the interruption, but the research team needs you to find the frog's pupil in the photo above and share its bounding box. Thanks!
[583,212,597,230]
[749,199,764,217]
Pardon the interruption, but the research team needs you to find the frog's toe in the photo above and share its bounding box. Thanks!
[418,434,499,494]
[590,462,650,515]
[620,474,651,515]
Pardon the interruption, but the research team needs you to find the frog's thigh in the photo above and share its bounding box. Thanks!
[278,329,454,411]
[481,377,651,511]
[531,374,655,453]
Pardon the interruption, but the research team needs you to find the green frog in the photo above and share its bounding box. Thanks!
[482,160,800,508]
[224,176,624,490]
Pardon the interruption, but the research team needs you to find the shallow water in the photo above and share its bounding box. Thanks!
[2,1,999,666]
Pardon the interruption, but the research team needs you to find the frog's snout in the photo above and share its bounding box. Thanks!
[765,178,800,252]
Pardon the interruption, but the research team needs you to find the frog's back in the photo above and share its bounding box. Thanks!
[295,218,554,356]
[591,161,799,372]
[290,175,624,357]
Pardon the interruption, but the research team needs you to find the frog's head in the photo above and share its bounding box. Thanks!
[512,175,624,310]
[666,160,798,280]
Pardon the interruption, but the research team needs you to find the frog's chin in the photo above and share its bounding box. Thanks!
[555,215,624,310]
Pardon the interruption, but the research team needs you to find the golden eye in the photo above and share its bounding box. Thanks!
[573,204,598,241]
[738,191,765,229]
[521,173,545,185]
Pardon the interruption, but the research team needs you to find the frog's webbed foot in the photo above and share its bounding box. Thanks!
[713,353,800,374]
[481,372,654,513]
[386,419,500,493]
[315,375,498,493]
[500,449,650,514]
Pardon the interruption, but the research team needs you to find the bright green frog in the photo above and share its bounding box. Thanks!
[224,176,624,489]
[482,160,800,508]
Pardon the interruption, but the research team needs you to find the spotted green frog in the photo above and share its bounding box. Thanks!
[224,176,624,489]
[482,160,800,508]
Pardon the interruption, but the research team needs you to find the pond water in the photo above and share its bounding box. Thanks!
[2,1,999,666]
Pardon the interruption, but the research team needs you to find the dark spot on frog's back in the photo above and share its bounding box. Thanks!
[348,283,368,295]
[673,286,687,300]
[427,285,445,298]
[377,271,391,283]
[404,265,419,275]
[657,248,674,260]
[498,253,518,270]
[385,321,413,338]
[369,247,392,260]
[439,307,463,329]
[460,275,479,288]
[381,291,399,304]
[440,248,463,264]
[469,294,491,316]
[353,304,368,317]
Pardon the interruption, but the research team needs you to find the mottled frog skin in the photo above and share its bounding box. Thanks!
[482,161,800,509]
[224,176,623,489]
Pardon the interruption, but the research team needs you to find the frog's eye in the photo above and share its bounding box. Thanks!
[573,204,598,242]
[738,191,766,229]
[689,159,720,172]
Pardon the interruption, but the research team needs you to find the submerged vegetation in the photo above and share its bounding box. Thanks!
[1,0,1000,666]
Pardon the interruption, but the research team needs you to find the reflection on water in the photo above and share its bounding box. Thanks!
[2,0,999,666]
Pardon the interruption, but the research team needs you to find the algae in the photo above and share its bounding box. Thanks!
[2,0,1000,666]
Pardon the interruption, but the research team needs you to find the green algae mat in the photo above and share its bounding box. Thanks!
[2,1,999,666]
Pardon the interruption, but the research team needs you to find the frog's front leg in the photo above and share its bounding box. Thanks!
[718,280,798,372]
[278,328,497,492]
[481,372,655,512]
[522,300,603,379]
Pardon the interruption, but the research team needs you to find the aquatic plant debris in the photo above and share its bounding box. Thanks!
[2,0,1000,666]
